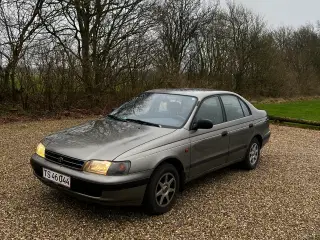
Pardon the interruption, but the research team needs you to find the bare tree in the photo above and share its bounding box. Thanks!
[188,9,230,87]
[225,1,266,91]
[151,0,216,85]
[0,0,319,111]
[41,0,149,104]
[0,0,45,101]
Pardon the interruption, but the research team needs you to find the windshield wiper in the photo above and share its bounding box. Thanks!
[125,118,161,128]
[107,114,127,122]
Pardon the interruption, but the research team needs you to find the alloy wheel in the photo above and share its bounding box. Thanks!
[249,143,259,165]
[155,173,176,207]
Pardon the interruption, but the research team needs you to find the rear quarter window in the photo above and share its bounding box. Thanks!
[239,99,252,117]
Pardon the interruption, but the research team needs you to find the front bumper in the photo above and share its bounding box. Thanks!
[30,154,152,206]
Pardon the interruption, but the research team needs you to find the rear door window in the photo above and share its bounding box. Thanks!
[220,95,245,121]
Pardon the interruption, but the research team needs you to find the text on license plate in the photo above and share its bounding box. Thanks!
[43,168,71,188]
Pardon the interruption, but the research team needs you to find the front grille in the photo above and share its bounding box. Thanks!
[45,149,84,170]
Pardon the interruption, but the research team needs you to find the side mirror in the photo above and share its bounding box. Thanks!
[192,119,213,130]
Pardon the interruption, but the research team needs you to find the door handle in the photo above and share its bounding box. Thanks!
[249,123,254,128]
[221,131,228,137]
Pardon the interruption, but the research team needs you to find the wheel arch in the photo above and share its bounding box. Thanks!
[253,134,263,147]
[152,157,186,191]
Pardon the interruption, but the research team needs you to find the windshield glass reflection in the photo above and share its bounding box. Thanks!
[110,93,198,128]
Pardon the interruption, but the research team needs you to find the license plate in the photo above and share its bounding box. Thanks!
[43,168,71,188]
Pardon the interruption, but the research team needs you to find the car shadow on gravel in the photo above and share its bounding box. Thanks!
[38,163,250,219]
[181,164,245,192]
[41,189,149,219]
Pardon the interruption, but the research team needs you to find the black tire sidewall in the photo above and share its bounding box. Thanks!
[144,163,180,215]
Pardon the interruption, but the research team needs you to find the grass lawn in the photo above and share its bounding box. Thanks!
[255,99,320,122]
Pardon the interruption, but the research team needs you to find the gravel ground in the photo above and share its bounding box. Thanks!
[0,119,319,240]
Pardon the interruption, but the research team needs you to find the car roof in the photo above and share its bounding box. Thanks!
[146,88,238,99]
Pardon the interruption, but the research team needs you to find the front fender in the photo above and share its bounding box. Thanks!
[116,133,191,174]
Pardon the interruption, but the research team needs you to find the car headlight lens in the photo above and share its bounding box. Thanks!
[83,160,130,176]
[36,143,45,158]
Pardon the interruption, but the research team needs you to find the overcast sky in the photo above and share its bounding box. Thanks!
[220,0,319,28]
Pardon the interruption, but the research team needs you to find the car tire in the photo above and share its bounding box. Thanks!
[242,137,261,170]
[144,163,179,215]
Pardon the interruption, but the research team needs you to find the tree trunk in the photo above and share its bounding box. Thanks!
[81,34,93,105]
[10,69,16,101]
[3,69,10,96]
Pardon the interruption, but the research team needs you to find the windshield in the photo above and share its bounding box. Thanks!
[109,93,198,128]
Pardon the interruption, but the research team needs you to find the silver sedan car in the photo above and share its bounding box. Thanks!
[30,89,270,214]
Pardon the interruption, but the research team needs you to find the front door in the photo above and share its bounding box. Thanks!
[189,96,229,179]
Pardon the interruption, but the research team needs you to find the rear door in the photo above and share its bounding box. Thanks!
[220,95,254,163]
[189,96,229,179]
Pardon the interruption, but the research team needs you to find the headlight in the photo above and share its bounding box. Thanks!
[36,143,45,158]
[83,160,130,176]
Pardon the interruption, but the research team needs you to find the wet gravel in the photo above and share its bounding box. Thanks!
[0,119,319,240]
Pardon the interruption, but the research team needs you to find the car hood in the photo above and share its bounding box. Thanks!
[44,118,176,161]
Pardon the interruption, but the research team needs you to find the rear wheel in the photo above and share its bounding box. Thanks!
[242,137,260,170]
[144,163,179,215]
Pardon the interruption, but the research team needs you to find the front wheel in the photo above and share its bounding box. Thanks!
[144,163,179,215]
[241,138,261,170]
